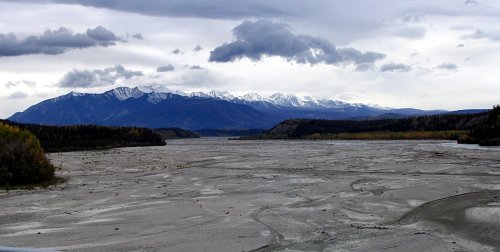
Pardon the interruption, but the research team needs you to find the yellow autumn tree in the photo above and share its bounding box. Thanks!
[0,123,54,186]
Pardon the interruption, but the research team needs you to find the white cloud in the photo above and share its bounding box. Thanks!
[6,91,28,99]
[58,65,143,88]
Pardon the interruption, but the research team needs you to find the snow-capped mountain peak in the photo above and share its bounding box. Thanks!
[189,90,235,100]
[241,93,264,101]
[68,91,85,97]
[136,85,172,94]
[108,87,145,101]
[207,90,235,100]
[97,86,390,110]
[268,93,304,107]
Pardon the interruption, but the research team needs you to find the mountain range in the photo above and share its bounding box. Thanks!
[8,86,450,130]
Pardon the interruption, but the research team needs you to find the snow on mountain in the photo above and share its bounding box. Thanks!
[94,86,388,110]
[268,93,305,107]
[51,91,84,101]
[242,93,264,101]
[190,90,235,100]
[137,85,187,96]
[367,104,392,110]
[107,87,145,101]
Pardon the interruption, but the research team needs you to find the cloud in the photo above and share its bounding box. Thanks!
[393,26,427,39]
[457,44,465,47]
[0,26,123,57]
[171,49,183,54]
[157,64,175,72]
[209,20,385,67]
[355,63,375,72]
[58,65,143,88]
[193,45,203,51]
[4,80,36,88]
[131,33,144,40]
[47,0,287,19]
[437,63,458,70]
[188,65,203,70]
[464,0,478,6]
[462,29,500,41]
[403,15,424,23]
[7,91,28,99]
[86,25,120,42]
[380,63,412,72]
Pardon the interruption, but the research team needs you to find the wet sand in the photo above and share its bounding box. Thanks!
[1,139,500,251]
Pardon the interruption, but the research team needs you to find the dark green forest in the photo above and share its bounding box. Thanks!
[248,111,487,139]
[154,128,200,140]
[242,108,500,146]
[1,120,165,152]
[196,128,266,137]
[458,106,500,146]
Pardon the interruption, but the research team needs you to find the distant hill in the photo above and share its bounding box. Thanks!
[8,86,451,130]
[243,111,488,140]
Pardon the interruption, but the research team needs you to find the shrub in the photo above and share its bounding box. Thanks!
[0,123,54,186]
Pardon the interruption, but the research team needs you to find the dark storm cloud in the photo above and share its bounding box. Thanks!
[156,64,175,72]
[50,0,287,19]
[380,63,412,72]
[437,63,458,70]
[209,20,385,66]
[58,65,143,88]
[0,26,123,57]
[86,25,120,42]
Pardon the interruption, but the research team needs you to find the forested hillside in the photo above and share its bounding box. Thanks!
[242,110,491,142]
[154,128,200,140]
[0,120,165,152]
[458,106,500,146]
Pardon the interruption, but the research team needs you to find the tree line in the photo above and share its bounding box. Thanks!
[242,107,500,146]
[1,120,165,152]
[458,105,500,146]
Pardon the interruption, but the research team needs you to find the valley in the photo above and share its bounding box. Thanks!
[1,139,500,251]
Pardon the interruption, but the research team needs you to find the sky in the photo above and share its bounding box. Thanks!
[0,0,499,118]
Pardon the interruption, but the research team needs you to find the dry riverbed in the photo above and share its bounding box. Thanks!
[1,139,500,251]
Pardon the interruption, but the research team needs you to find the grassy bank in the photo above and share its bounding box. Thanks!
[304,130,467,140]
[244,130,468,141]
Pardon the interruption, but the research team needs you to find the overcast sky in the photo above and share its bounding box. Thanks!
[1,0,499,118]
